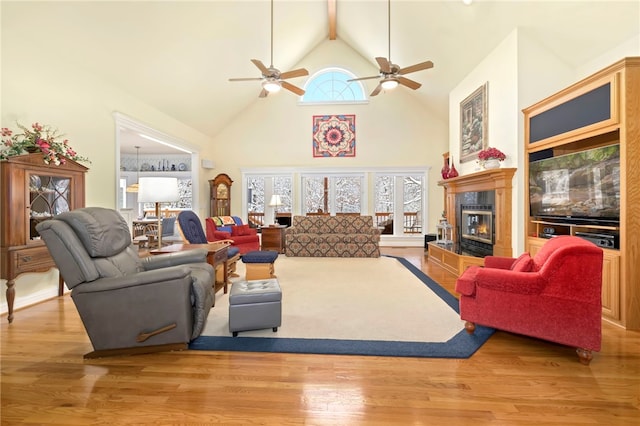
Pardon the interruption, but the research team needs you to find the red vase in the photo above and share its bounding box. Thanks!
[448,157,459,178]
[441,157,450,179]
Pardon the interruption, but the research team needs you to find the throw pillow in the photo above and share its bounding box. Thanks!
[510,253,534,272]
[217,226,233,234]
[220,216,236,225]
[231,224,251,236]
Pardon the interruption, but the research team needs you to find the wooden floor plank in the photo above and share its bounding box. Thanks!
[1,248,639,425]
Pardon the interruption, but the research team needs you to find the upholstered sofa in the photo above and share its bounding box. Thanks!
[205,215,260,254]
[285,215,380,257]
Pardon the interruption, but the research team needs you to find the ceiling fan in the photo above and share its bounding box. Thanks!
[228,0,309,98]
[349,0,434,96]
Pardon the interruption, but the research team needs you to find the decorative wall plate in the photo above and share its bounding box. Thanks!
[178,163,187,171]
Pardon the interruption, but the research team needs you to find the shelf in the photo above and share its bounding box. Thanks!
[531,220,619,231]
[120,171,191,178]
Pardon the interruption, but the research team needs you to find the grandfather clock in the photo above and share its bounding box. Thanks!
[209,173,233,217]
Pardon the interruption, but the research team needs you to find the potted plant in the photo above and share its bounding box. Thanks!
[1,122,90,165]
[478,147,506,169]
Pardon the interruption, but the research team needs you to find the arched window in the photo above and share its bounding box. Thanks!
[301,68,367,103]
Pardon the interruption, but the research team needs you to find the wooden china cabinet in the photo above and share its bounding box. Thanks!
[209,173,233,217]
[1,153,88,323]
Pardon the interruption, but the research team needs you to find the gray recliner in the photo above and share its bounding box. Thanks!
[36,207,215,358]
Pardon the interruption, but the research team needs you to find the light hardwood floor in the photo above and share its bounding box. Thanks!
[2,247,639,425]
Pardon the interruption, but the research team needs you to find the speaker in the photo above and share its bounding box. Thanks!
[201,159,215,169]
[424,234,437,248]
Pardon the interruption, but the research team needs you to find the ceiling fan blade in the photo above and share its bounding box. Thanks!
[347,75,381,82]
[398,60,434,75]
[370,83,383,97]
[280,68,309,80]
[259,88,269,98]
[397,76,422,90]
[251,59,270,75]
[375,57,391,74]
[229,77,263,82]
[282,81,305,96]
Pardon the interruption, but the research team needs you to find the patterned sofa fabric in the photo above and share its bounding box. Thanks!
[285,215,381,257]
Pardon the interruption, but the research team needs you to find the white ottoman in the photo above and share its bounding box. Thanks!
[228,279,282,337]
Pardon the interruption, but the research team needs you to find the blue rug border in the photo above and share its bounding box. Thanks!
[190,255,494,358]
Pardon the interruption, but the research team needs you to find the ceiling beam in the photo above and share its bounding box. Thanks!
[328,0,336,40]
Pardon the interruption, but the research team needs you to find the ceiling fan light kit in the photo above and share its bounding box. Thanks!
[262,80,282,93]
[380,78,399,90]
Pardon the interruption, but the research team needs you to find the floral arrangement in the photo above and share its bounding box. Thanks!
[1,122,90,165]
[478,147,506,162]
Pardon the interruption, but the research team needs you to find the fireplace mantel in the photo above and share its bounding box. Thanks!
[439,167,516,258]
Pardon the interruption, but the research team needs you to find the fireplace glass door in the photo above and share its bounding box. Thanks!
[461,209,493,244]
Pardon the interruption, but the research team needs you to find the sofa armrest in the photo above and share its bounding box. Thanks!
[141,249,208,270]
[212,231,233,241]
[455,265,480,296]
[474,268,547,295]
[456,265,547,297]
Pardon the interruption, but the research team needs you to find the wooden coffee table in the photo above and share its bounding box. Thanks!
[150,242,230,293]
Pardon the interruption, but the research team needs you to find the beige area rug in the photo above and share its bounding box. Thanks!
[191,255,495,357]
[201,256,463,342]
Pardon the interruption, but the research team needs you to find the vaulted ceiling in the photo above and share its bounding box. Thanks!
[3,1,639,154]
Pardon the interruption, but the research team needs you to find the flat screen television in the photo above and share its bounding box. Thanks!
[529,144,620,225]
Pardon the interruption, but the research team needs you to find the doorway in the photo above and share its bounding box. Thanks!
[113,112,200,224]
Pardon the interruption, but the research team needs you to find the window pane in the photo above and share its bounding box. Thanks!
[335,176,361,213]
[274,176,292,213]
[303,176,327,213]
[247,177,265,213]
[375,175,394,233]
[403,176,423,234]
[302,69,366,103]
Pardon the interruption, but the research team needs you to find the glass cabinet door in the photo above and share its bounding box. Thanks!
[28,172,72,240]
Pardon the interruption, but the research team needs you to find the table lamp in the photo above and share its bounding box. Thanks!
[268,195,282,225]
[138,177,179,247]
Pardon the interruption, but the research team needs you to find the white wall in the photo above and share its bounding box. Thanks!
[1,38,214,315]
[577,34,640,81]
[449,30,522,252]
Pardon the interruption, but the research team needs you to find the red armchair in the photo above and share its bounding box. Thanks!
[205,216,260,254]
[455,235,603,365]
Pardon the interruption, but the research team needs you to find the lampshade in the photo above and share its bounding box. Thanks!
[381,78,399,90]
[262,80,281,93]
[138,177,179,203]
[268,194,282,207]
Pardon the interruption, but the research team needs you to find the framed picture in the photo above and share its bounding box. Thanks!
[459,82,488,163]
[312,114,356,157]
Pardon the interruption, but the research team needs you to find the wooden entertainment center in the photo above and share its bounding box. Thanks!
[523,57,640,330]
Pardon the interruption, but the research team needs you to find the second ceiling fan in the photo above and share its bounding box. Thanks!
[349,0,434,96]
[228,0,308,98]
